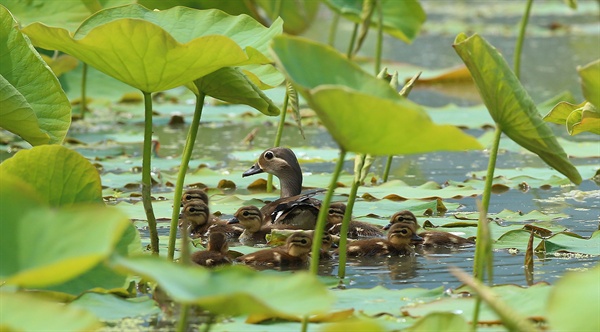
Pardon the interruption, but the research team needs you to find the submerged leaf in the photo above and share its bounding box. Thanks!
[0,6,70,145]
[453,33,582,184]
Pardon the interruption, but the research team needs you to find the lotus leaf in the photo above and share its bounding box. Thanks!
[70,292,160,321]
[0,291,101,331]
[270,36,482,155]
[0,6,70,145]
[579,59,600,108]
[404,313,469,332]
[22,4,283,93]
[324,0,425,43]
[0,145,102,206]
[453,33,582,184]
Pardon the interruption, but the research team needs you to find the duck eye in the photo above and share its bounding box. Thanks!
[189,208,197,212]
[401,229,408,234]
[185,195,192,200]
[300,239,308,244]
[264,151,274,160]
[328,209,335,214]
[242,211,250,216]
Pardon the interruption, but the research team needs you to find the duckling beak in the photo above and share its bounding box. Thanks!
[412,233,424,243]
[227,217,240,224]
[383,223,392,230]
[242,162,264,177]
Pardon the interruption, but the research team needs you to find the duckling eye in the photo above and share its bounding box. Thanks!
[400,229,408,234]
[185,195,192,200]
[328,209,335,214]
[189,207,197,212]
[300,239,308,244]
[242,211,250,217]
[264,151,274,160]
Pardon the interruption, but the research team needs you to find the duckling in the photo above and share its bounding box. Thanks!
[235,231,312,269]
[326,202,385,239]
[228,205,274,245]
[341,223,423,257]
[383,210,474,247]
[179,201,211,238]
[181,188,209,206]
[242,147,321,230]
[319,232,334,260]
[190,232,231,267]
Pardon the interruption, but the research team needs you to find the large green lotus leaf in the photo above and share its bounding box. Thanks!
[271,36,399,100]
[70,292,160,321]
[255,0,320,35]
[404,284,551,323]
[0,178,132,287]
[547,265,600,332]
[324,0,425,43]
[332,286,445,316]
[44,222,142,295]
[0,291,101,331]
[405,313,469,332]
[579,59,600,108]
[240,64,285,90]
[187,67,279,116]
[0,145,102,206]
[453,33,582,185]
[111,255,332,317]
[22,5,282,92]
[308,87,483,155]
[495,230,600,255]
[0,6,70,145]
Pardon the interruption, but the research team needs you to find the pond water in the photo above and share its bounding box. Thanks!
[114,0,600,292]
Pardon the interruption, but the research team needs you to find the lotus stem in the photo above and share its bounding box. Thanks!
[80,63,88,119]
[346,23,359,59]
[382,156,393,182]
[176,304,189,332]
[267,89,290,193]
[514,0,533,79]
[337,154,366,280]
[374,0,383,75]
[142,91,159,255]
[167,92,206,260]
[310,149,347,274]
[328,13,340,47]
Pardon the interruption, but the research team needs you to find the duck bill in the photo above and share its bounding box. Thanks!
[242,163,264,177]
[383,223,392,230]
[411,233,424,243]
[227,217,240,224]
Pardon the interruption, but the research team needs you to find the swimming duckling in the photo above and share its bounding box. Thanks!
[179,201,211,238]
[384,210,474,247]
[235,231,312,269]
[190,232,231,267]
[326,202,385,239]
[181,188,209,206]
[228,205,274,245]
[242,148,321,229]
[342,223,423,257]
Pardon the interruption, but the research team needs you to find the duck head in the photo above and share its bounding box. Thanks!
[388,223,423,246]
[206,232,229,255]
[229,205,263,232]
[242,147,303,197]
[383,210,418,230]
[286,231,312,257]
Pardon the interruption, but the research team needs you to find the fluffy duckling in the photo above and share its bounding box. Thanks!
[190,232,231,267]
[384,210,474,247]
[242,148,321,230]
[228,205,274,245]
[235,231,312,269]
[179,201,211,238]
[326,202,385,239]
[181,188,209,206]
[342,223,423,257]
[319,232,334,260]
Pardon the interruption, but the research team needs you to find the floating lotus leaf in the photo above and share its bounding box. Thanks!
[453,33,582,184]
[405,313,469,332]
[270,36,482,155]
[111,256,333,317]
[547,265,600,332]
[0,6,70,145]
[70,293,160,321]
[0,291,101,331]
[324,0,425,43]
[579,59,600,108]
[0,145,102,206]
[22,4,283,93]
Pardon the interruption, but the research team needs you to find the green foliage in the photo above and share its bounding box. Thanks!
[21,4,283,93]
[70,293,160,321]
[0,6,71,145]
[324,0,425,43]
[0,145,102,206]
[111,256,333,317]
[271,36,482,155]
[453,33,582,185]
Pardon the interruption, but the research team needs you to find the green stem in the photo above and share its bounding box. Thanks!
[382,155,393,182]
[80,63,88,119]
[310,149,347,274]
[346,24,359,59]
[168,92,206,260]
[471,124,501,329]
[176,304,189,332]
[337,154,366,280]
[328,13,340,47]
[513,0,533,79]
[267,89,290,193]
[374,0,383,75]
[141,92,159,255]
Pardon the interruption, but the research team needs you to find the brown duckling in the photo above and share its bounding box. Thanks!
[342,223,423,257]
[383,210,474,247]
[326,202,385,239]
[228,205,274,245]
[181,188,209,206]
[242,147,321,230]
[190,232,231,267]
[235,231,312,269]
[179,201,211,238]
[319,232,334,260]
